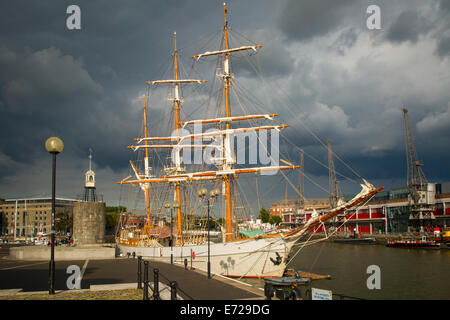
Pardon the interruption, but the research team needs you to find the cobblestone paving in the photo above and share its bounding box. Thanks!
[2,288,144,300]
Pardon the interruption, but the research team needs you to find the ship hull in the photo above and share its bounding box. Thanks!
[117,236,293,278]
[386,241,440,249]
[333,237,376,244]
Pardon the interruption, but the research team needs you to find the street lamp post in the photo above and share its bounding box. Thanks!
[164,203,179,265]
[45,137,64,295]
[170,206,173,264]
[198,188,220,279]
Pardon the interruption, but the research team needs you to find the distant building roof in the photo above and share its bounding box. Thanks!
[271,198,329,207]
[3,197,80,204]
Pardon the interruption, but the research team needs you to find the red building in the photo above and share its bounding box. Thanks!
[271,183,450,234]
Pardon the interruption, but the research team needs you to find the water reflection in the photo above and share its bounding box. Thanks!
[241,242,450,300]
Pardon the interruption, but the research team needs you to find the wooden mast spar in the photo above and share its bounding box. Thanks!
[223,4,233,242]
[143,96,151,227]
[124,96,152,230]
[119,3,300,245]
[173,32,183,245]
[144,33,207,245]
[191,3,271,242]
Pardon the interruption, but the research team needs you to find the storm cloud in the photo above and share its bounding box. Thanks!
[277,0,356,41]
[0,0,450,208]
[385,10,430,44]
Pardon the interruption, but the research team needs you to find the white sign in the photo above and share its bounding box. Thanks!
[311,288,333,300]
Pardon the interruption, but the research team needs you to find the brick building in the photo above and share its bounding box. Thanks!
[270,183,450,234]
[0,197,79,238]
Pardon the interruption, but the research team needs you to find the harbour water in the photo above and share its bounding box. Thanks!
[242,242,450,300]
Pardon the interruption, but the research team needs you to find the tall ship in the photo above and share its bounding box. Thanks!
[115,3,383,278]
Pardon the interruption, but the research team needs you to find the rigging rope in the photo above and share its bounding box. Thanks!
[239,45,365,182]
[285,191,378,266]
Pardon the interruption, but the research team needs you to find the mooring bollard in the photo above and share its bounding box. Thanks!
[264,283,274,300]
[143,261,149,300]
[170,281,178,300]
[153,268,160,300]
[305,288,311,300]
[137,256,142,289]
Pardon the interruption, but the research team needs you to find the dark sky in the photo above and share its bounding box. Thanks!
[1,0,450,210]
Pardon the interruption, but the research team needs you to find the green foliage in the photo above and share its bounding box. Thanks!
[258,207,270,223]
[106,206,126,213]
[257,207,282,225]
[184,215,219,230]
[55,212,71,233]
[67,214,73,233]
[207,218,219,230]
[105,206,125,230]
[269,215,282,225]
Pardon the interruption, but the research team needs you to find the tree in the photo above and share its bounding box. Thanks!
[106,206,126,213]
[269,215,282,225]
[105,206,125,230]
[258,207,270,223]
[207,218,219,230]
[55,211,71,234]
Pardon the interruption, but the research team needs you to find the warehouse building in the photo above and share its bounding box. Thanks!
[0,197,79,239]
[271,182,450,234]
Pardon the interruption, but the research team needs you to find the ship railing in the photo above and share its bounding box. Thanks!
[137,256,194,300]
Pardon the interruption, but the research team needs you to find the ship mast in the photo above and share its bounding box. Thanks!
[173,32,183,244]
[144,33,207,245]
[189,3,294,242]
[120,4,300,244]
[222,3,233,242]
[143,96,151,227]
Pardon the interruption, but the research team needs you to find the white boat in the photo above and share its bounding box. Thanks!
[115,3,383,278]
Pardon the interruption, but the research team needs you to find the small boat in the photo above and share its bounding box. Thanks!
[333,237,375,244]
[439,243,450,249]
[386,236,440,249]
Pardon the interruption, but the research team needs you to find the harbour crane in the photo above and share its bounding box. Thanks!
[402,108,434,233]
[328,140,342,209]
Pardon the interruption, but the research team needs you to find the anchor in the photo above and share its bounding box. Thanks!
[270,252,282,265]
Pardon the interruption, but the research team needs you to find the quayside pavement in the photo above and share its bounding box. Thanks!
[0,246,264,300]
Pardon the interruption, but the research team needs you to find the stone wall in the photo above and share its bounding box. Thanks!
[8,245,115,260]
[73,201,105,245]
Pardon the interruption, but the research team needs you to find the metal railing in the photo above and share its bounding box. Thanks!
[264,283,366,301]
[137,256,194,300]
